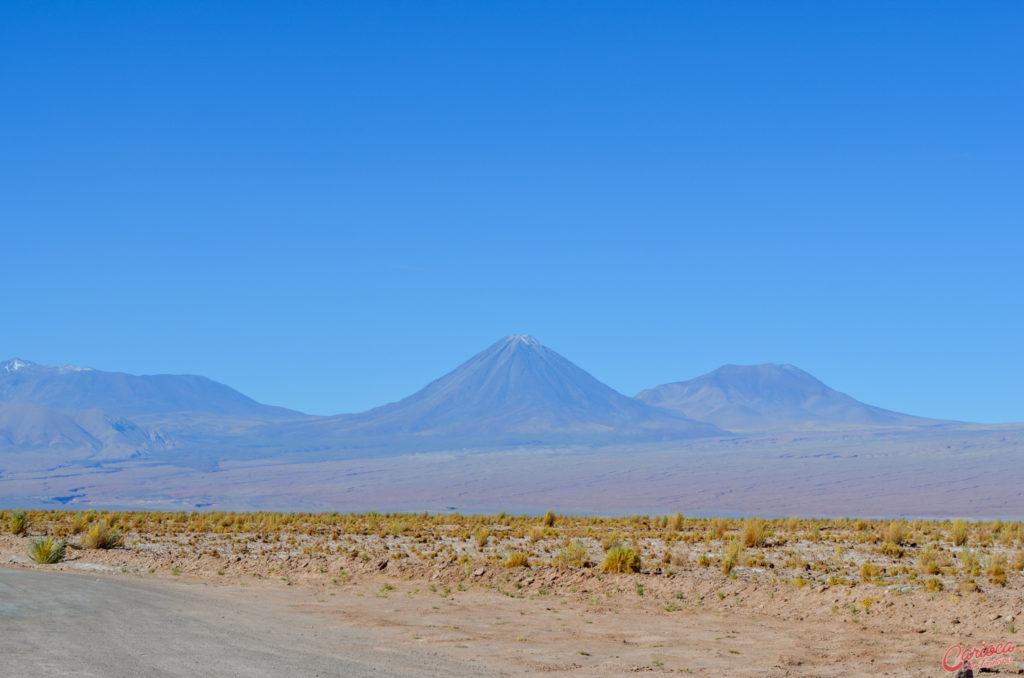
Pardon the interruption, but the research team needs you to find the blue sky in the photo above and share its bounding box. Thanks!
[2,2,1021,422]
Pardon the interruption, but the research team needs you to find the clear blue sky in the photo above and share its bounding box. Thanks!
[2,2,1021,422]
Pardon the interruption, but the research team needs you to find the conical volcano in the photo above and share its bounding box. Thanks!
[301,335,723,447]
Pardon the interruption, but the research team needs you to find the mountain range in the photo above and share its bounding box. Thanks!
[5,338,1015,515]
[0,338,949,462]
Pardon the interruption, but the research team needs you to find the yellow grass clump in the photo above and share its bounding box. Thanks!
[28,536,66,564]
[82,522,123,550]
[601,546,641,574]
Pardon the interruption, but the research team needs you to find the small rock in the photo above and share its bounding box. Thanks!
[473,568,485,577]
[990,612,1002,621]
[954,663,973,678]
[952,618,961,625]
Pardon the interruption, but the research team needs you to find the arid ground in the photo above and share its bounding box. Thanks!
[3,510,1024,676]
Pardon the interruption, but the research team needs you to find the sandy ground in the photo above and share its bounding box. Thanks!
[4,541,1023,677]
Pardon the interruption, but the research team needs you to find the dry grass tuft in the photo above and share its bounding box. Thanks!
[503,552,529,568]
[553,540,589,568]
[988,554,1008,586]
[721,539,743,575]
[740,518,768,548]
[951,519,969,546]
[601,546,641,574]
[82,522,123,550]
[9,510,28,536]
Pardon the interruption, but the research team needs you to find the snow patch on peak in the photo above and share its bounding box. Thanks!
[58,364,94,373]
[2,358,33,372]
[507,334,540,346]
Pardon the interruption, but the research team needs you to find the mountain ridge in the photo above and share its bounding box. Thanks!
[636,363,946,431]
[0,358,304,419]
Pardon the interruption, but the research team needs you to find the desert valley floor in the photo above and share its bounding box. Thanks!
[3,510,1023,676]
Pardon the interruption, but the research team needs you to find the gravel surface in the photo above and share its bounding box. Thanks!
[0,567,477,678]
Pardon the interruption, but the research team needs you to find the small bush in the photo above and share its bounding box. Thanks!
[601,546,641,574]
[951,520,969,546]
[916,546,942,575]
[740,518,768,548]
[669,512,684,531]
[958,579,978,594]
[503,552,529,568]
[884,521,907,546]
[474,528,489,548]
[860,563,880,581]
[601,531,624,551]
[82,522,123,549]
[669,546,690,567]
[68,512,88,535]
[721,539,743,575]
[880,542,904,558]
[28,536,66,564]
[959,547,981,577]
[9,510,28,536]
[988,554,1008,586]
[924,577,944,592]
[542,511,556,528]
[553,540,589,568]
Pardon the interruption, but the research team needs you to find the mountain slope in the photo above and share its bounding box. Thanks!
[636,363,943,432]
[0,401,173,459]
[0,358,303,419]
[286,335,723,448]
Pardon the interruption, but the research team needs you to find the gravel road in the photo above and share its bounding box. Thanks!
[0,567,480,678]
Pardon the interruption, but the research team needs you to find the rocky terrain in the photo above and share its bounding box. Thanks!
[3,510,1023,676]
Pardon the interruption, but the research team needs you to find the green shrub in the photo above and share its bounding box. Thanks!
[28,536,66,564]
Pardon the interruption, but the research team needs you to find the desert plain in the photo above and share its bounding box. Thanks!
[3,509,1024,676]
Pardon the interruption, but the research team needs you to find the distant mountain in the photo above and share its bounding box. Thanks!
[636,363,943,432]
[0,401,172,458]
[285,335,723,448]
[0,358,303,419]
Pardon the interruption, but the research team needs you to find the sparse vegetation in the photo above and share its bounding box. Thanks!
[554,540,589,568]
[28,536,66,564]
[81,522,123,549]
[721,539,742,575]
[1,509,1019,605]
[9,509,28,536]
[951,519,969,546]
[601,546,641,574]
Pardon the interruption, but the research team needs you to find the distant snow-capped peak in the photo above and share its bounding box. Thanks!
[2,358,33,373]
[1,358,93,374]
